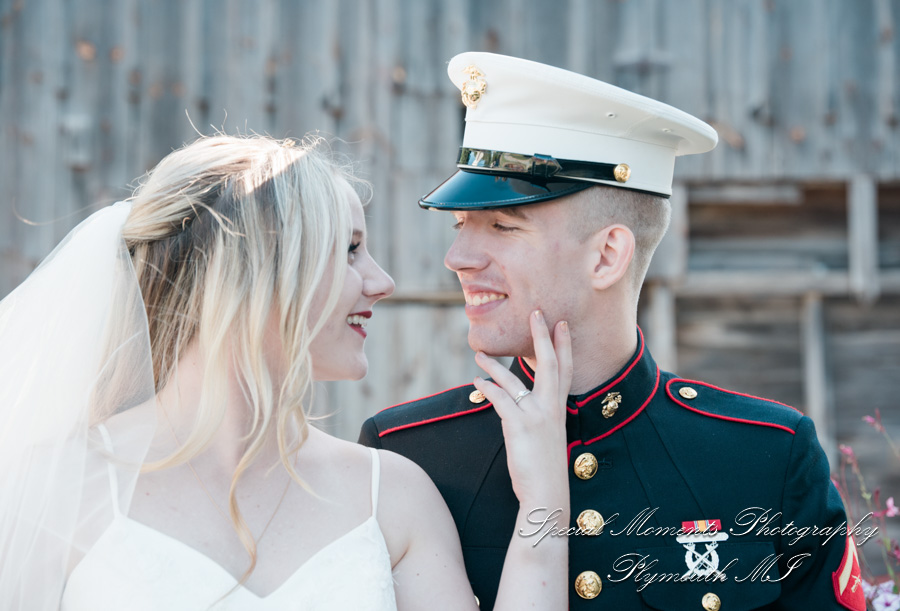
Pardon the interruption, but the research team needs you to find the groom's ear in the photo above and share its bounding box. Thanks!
[584,224,635,291]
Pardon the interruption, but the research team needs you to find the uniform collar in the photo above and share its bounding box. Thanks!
[509,327,660,446]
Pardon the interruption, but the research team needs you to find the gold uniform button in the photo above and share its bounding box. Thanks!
[679,386,698,400]
[469,390,486,404]
[702,592,721,611]
[574,571,602,599]
[576,509,605,535]
[474,594,480,607]
[573,453,599,480]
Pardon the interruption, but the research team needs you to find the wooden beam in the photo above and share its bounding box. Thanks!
[848,175,880,304]
[678,269,850,296]
[801,292,835,467]
[689,184,802,205]
[641,282,678,372]
[647,181,688,281]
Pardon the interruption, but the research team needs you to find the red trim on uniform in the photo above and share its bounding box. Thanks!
[567,439,582,463]
[832,536,866,611]
[581,365,659,446]
[377,383,473,413]
[575,328,646,408]
[378,403,494,437]
[665,379,798,435]
[668,378,801,413]
[517,356,535,383]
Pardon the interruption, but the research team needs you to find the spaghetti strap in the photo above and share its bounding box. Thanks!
[96,423,121,516]
[368,447,380,517]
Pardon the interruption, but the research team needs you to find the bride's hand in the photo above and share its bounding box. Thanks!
[472,310,572,508]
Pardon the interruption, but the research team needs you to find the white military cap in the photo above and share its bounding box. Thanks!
[420,52,718,210]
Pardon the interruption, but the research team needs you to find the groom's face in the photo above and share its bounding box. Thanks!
[444,197,592,359]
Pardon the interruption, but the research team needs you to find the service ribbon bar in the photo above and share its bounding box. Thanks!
[682,519,723,534]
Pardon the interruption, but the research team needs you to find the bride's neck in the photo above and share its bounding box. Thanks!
[154,341,295,475]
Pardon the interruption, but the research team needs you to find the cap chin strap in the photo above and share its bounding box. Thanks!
[458,147,634,186]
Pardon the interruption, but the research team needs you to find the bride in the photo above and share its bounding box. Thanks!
[0,134,571,609]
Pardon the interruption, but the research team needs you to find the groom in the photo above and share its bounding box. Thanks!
[360,52,863,611]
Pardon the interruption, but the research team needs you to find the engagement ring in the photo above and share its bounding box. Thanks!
[513,389,532,404]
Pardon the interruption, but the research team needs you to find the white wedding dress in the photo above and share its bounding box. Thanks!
[61,432,398,611]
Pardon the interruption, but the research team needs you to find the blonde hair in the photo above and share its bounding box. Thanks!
[567,186,671,300]
[120,134,360,579]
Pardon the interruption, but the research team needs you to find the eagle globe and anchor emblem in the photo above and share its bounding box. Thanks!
[676,519,729,580]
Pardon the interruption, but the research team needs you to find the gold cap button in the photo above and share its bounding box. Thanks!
[613,163,631,183]
[469,390,486,404]
[474,594,480,607]
[576,509,605,535]
[702,592,721,611]
[574,571,602,599]
[679,386,698,400]
[573,453,599,480]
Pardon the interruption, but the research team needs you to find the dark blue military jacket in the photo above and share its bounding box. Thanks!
[359,331,865,610]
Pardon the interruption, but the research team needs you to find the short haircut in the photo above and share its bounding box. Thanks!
[567,185,671,297]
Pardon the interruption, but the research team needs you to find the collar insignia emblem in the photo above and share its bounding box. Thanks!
[460,65,487,109]
[677,519,729,579]
[601,392,622,418]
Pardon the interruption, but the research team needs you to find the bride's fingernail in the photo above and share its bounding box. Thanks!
[534,310,544,323]
[561,321,569,335]
[474,376,483,384]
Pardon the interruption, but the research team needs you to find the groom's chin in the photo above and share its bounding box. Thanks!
[467,330,529,360]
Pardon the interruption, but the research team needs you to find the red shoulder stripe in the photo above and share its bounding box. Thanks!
[378,403,494,437]
[665,379,797,435]
[377,383,473,414]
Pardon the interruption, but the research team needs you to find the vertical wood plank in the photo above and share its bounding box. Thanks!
[848,175,880,303]
[98,0,140,202]
[566,0,591,75]
[648,181,688,281]
[16,0,65,259]
[802,291,835,467]
[875,0,896,173]
[0,0,24,296]
[642,282,678,372]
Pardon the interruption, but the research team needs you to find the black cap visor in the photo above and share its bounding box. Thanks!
[419,169,593,211]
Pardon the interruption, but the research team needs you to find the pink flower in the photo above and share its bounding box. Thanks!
[891,540,900,563]
[840,444,856,459]
[863,410,887,433]
[875,498,900,519]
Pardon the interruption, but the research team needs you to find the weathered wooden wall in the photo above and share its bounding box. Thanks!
[2,0,898,527]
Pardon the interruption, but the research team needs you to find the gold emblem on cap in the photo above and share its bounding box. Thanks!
[679,386,698,400]
[613,163,631,183]
[574,571,602,599]
[460,65,487,109]
[469,389,486,404]
[576,509,605,535]
[573,452,598,480]
[601,391,621,419]
[702,592,721,611]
